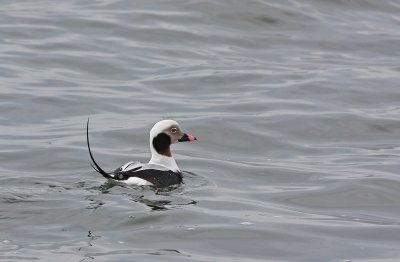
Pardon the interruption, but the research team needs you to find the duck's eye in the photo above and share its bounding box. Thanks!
[171,127,178,133]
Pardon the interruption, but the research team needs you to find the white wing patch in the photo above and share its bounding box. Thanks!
[119,161,143,171]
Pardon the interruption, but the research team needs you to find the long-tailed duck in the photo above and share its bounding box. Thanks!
[86,119,197,188]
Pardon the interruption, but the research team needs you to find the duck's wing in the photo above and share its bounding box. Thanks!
[112,165,182,187]
[114,161,143,172]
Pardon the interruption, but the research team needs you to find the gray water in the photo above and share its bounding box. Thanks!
[1,0,400,261]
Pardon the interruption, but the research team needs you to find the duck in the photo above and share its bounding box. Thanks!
[86,119,197,188]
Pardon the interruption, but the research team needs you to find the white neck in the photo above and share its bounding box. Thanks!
[148,152,180,172]
[148,139,180,172]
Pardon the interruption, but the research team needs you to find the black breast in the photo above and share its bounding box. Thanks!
[112,169,183,188]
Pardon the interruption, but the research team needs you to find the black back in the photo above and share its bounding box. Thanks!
[112,169,183,188]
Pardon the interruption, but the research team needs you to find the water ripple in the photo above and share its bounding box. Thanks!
[1,0,400,261]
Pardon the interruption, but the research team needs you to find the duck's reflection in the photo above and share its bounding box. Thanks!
[94,181,197,211]
[136,196,170,210]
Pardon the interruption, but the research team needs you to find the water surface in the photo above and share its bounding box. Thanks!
[1,0,400,261]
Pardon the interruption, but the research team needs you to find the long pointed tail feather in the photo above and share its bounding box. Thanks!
[86,118,114,180]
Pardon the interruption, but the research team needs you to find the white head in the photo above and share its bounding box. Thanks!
[148,120,196,170]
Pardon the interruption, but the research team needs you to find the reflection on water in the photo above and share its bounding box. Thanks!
[78,231,100,262]
[89,174,199,211]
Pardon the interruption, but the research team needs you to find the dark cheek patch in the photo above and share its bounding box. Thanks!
[152,133,172,156]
